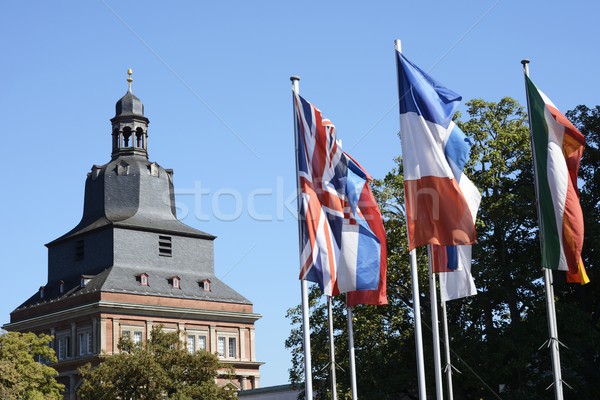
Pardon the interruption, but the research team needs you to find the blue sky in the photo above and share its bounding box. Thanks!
[1,1,598,388]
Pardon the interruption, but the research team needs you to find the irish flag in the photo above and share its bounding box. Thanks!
[525,76,589,284]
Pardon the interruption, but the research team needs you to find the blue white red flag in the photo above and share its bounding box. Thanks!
[396,51,477,250]
[342,153,387,306]
[293,93,382,297]
[429,119,481,300]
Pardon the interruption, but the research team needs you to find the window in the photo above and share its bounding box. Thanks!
[80,275,92,288]
[199,279,211,292]
[136,273,149,286]
[217,337,225,357]
[228,337,237,359]
[58,336,71,360]
[58,338,65,360]
[159,235,172,257]
[168,276,180,289]
[217,335,237,359]
[78,331,93,356]
[187,335,195,353]
[198,335,207,351]
[122,330,130,339]
[59,280,65,294]
[75,240,84,261]
[78,333,85,356]
[86,332,93,354]
[133,331,142,346]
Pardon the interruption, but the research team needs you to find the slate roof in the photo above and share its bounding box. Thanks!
[14,265,251,312]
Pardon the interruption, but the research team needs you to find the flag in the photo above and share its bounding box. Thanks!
[343,153,388,306]
[437,245,478,301]
[431,244,459,273]
[293,93,382,296]
[525,76,589,284]
[431,119,481,300]
[396,51,477,250]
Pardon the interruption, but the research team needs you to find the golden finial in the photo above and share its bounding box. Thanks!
[127,68,133,92]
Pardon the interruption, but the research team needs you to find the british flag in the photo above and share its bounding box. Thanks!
[293,93,383,298]
[294,93,346,296]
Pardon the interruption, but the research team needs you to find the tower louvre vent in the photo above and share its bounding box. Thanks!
[159,235,172,257]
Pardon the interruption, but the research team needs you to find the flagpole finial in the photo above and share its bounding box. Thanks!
[394,39,402,53]
[521,59,530,76]
[290,76,300,94]
[127,68,133,93]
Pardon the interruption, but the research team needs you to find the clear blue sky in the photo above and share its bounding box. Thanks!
[1,0,598,388]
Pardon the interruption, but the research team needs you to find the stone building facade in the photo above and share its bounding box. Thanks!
[4,73,262,399]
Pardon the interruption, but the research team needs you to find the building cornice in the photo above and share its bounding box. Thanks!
[96,300,262,323]
[4,299,261,331]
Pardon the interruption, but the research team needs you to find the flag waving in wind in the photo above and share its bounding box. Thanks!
[430,118,481,301]
[343,153,388,306]
[396,51,477,250]
[293,93,384,296]
[525,76,589,284]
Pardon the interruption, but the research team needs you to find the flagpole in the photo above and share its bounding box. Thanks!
[346,304,358,400]
[441,300,455,400]
[291,75,314,399]
[427,246,444,400]
[327,296,338,400]
[521,60,564,400]
[395,38,427,400]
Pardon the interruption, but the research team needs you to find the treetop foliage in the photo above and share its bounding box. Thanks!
[78,325,236,400]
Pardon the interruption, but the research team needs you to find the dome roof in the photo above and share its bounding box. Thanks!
[115,90,144,117]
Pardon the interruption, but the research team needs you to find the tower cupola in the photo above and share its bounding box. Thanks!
[110,69,149,159]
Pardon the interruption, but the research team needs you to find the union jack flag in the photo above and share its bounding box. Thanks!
[293,93,346,296]
[293,93,384,299]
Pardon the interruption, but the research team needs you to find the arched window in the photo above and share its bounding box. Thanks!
[123,127,132,147]
[112,128,119,149]
[135,127,144,148]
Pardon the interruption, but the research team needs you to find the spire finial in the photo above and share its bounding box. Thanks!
[127,68,133,93]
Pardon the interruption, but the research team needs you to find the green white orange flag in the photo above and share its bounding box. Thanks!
[525,75,589,284]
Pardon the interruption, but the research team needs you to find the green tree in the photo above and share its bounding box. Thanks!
[78,326,235,400]
[0,331,64,400]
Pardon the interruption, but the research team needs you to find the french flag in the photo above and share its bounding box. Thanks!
[396,51,477,250]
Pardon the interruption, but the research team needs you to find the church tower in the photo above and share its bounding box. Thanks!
[5,71,262,399]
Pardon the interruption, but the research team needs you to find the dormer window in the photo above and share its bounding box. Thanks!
[199,279,211,292]
[59,280,65,294]
[39,286,45,299]
[136,273,149,286]
[168,276,180,289]
[80,275,92,288]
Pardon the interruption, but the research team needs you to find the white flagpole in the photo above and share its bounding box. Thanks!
[521,60,564,400]
[427,246,444,400]
[441,300,455,400]
[395,39,427,400]
[327,296,338,400]
[346,304,358,400]
[291,75,314,399]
